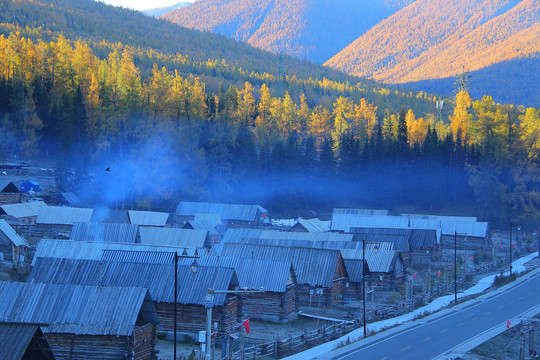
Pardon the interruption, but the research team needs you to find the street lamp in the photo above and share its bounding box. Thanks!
[509,223,521,275]
[454,232,467,305]
[174,252,199,360]
[362,240,376,338]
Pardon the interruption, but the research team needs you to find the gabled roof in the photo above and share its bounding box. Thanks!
[184,220,219,236]
[70,222,139,243]
[176,201,267,221]
[0,219,29,247]
[0,281,157,336]
[177,256,294,293]
[348,227,411,252]
[0,181,19,193]
[28,258,236,306]
[36,206,93,225]
[340,248,402,273]
[0,201,46,218]
[140,227,209,247]
[333,215,410,231]
[214,243,342,288]
[128,210,169,226]
[32,239,199,265]
[0,324,54,360]
[222,228,354,243]
[292,218,330,232]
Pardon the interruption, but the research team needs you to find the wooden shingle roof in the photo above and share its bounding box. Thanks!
[0,201,46,218]
[0,323,54,360]
[176,202,267,221]
[70,222,139,243]
[36,206,93,225]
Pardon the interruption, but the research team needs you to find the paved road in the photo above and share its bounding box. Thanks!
[329,269,540,360]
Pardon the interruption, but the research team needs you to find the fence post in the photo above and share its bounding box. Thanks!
[274,339,279,358]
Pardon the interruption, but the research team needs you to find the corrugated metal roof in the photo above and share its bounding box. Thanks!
[0,281,157,336]
[36,206,93,225]
[128,210,169,226]
[222,228,354,243]
[403,214,477,222]
[70,222,139,243]
[293,218,330,232]
[176,202,267,221]
[32,239,200,265]
[0,219,29,247]
[61,192,81,206]
[0,181,19,193]
[0,323,39,360]
[139,227,209,247]
[177,256,293,293]
[0,201,46,218]
[340,248,401,273]
[28,258,235,306]
[334,215,410,231]
[332,208,389,216]
[214,243,341,287]
[343,259,369,282]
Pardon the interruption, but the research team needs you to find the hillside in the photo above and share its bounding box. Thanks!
[0,0,351,81]
[143,2,191,18]
[326,0,540,105]
[161,0,414,64]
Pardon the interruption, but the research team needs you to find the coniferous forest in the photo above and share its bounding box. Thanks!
[0,1,539,226]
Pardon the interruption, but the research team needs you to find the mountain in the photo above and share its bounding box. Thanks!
[161,0,414,64]
[143,2,191,18]
[326,0,540,105]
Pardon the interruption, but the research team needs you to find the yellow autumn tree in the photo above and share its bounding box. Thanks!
[450,91,473,144]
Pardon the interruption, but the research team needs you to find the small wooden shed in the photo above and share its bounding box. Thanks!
[0,181,21,205]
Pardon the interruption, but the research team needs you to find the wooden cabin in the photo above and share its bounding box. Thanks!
[214,243,348,307]
[0,281,158,360]
[0,323,55,360]
[28,258,239,338]
[0,181,21,205]
[0,219,29,262]
[128,210,169,227]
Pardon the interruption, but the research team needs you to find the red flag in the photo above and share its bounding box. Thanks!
[470,256,474,261]
[499,243,502,248]
[437,270,441,277]
[414,273,418,279]
[243,318,250,335]
[513,242,516,246]
[507,320,511,329]
[211,331,217,339]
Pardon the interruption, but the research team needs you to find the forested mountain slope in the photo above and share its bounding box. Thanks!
[143,2,191,18]
[162,0,414,64]
[326,0,540,105]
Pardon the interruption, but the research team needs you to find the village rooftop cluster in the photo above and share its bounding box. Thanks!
[0,179,526,360]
